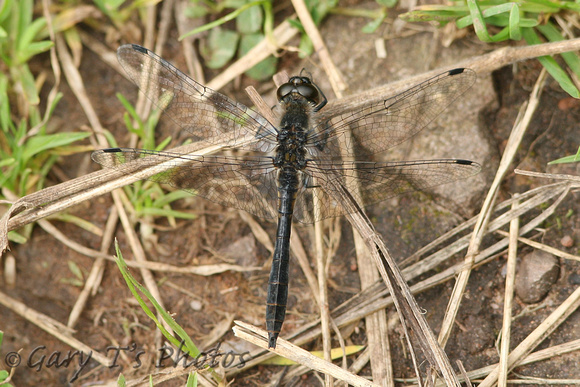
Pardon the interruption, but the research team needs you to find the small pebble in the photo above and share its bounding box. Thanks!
[560,235,574,248]
[515,250,559,303]
[190,300,203,311]
[4,254,16,287]
[558,97,580,110]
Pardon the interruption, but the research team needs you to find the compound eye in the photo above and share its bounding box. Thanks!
[276,76,320,105]
[296,84,319,104]
[276,83,295,101]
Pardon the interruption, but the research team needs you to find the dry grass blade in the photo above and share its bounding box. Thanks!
[113,189,172,335]
[437,68,548,350]
[233,321,380,387]
[290,0,346,95]
[0,143,221,252]
[175,0,205,82]
[402,178,570,273]
[239,211,274,254]
[335,74,393,387]
[153,0,174,55]
[67,205,118,328]
[268,182,571,363]
[79,32,124,77]
[403,181,567,281]
[478,285,580,387]
[290,224,321,304]
[412,339,580,385]
[320,174,461,385]
[498,196,520,387]
[495,230,580,263]
[515,169,580,183]
[314,215,333,367]
[456,360,473,387]
[30,0,62,138]
[498,378,580,385]
[3,253,16,287]
[55,35,106,143]
[207,20,299,91]
[0,290,110,366]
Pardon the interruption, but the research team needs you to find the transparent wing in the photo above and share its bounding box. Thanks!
[117,44,278,153]
[306,69,476,158]
[293,159,481,223]
[92,148,279,220]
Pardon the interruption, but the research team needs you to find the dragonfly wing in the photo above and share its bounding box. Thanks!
[293,171,342,224]
[92,148,279,220]
[307,69,476,158]
[295,158,481,223]
[117,44,278,153]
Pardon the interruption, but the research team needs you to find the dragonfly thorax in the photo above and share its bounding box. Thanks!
[274,99,311,171]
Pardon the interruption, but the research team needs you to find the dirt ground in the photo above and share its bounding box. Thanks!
[1,1,579,386]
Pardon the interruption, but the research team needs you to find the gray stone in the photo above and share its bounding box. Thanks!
[569,273,580,285]
[515,250,560,303]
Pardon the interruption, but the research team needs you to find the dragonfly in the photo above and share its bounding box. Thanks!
[92,44,481,349]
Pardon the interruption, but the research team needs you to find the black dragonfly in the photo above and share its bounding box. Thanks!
[92,44,481,349]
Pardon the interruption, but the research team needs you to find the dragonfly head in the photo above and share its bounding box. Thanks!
[277,76,327,112]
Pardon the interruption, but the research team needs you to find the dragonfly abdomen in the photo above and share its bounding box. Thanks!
[266,167,300,348]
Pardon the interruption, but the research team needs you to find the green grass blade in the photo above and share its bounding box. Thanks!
[0,157,15,167]
[19,64,40,105]
[548,145,580,165]
[362,9,387,33]
[52,213,104,236]
[0,0,13,23]
[508,3,521,40]
[560,1,580,11]
[536,22,580,76]
[467,0,492,42]
[22,132,91,161]
[522,27,580,98]
[152,189,193,207]
[113,241,200,356]
[116,373,125,387]
[400,12,458,23]
[113,241,228,382]
[186,372,198,387]
[524,0,565,12]
[155,135,172,151]
[180,0,266,39]
[7,230,28,243]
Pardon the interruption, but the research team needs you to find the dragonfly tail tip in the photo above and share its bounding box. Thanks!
[268,333,279,349]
